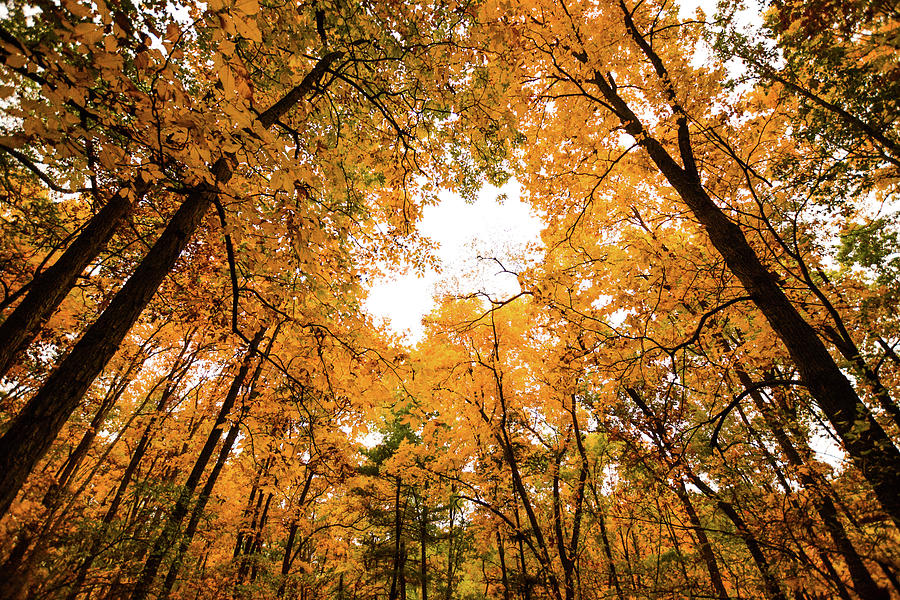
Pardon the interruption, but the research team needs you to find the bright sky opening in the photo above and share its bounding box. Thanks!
[364,179,543,343]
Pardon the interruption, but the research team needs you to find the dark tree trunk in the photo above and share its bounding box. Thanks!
[161,412,246,597]
[498,533,512,600]
[0,181,218,519]
[732,361,888,599]
[589,5,900,528]
[0,350,142,600]
[420,499,428,600]
[673,482,730,600]
[276,468,314,599]
[0,51,342,520]
[129,330,263,600]
[277,522,299,599]
[389,476,403,600]
[0,188,134,378]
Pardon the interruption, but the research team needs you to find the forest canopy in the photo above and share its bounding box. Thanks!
[0,0,899,599]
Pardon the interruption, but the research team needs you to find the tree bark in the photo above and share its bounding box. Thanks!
[585,3,900,528]
[0,181,218,519]
[731,360,888,599]
[0,50,342,520]
[129,330,263,600]
[0,188,135,378]
[160,411,246,597]
[672,481,730,600]
[389,476,403,600]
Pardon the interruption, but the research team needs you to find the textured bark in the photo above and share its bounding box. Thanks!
[0,188,134,378]
[0,181,217,519]
[0,352,141,600]
[0,50,340,520]
[585,3,900,528]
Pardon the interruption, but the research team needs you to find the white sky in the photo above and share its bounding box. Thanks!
[363,0,735,345]
[364,180,543,343]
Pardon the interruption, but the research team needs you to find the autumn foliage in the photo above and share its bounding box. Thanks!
[0,0,899,599]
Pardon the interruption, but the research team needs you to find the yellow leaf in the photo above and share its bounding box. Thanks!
[233,0,258,15]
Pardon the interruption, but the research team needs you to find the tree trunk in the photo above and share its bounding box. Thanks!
[161,411,246,597]
[276,469,315,599]
[420,499,428,600]
[277,522,299,599]
[0,351,142,600]
[389,476,403,600]
[590,6,900,527]
[732,361,888,599]
[498,533,512,600]
[0,50,342,520]
[129,330,263,600]
[672,481,730,600]
[0,181,218,519]
[0,188,135,378]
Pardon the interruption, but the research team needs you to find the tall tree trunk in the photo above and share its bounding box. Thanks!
[233,456,272,561]
[276,468,315,598]
[0,188,136,378]
[248,493,273,583]
[730,360,888,599]
[160,410,247,597]
[0,349,143,600]
[0,182,217,519]
[512,499,531,600]
[672,481,730,600]
[552,454,576,600]
[65,342,195,600]
[588,4,900,527]
[625,387,786,600]
[478,354,563,600]
[129,330,264,600]
[497,533,512,600]
[420,498,428,600]
[277,522,299,599]
[389,476,403,600]
[0,51,342,519]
